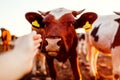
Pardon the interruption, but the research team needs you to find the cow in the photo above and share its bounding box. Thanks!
[81,12,120,80]
[32,52,47,75]
[25,8,97,80]
[78,33,87,55]
[77,33,88,65]
[0,28,11,51]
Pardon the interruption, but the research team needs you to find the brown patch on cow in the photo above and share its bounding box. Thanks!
[43,14,55,23]
[111,18,120,48]
[59,13,75,23]
[91,25,100,42]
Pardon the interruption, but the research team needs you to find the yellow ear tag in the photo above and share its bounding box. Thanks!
[32,20,40,28]
[83,21,92,32]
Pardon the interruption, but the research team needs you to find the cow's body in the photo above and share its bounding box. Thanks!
[25,8,97,80]
[90,14,119,53]
[85,12,120,80]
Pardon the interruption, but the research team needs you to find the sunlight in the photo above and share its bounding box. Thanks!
[0,0,119,36]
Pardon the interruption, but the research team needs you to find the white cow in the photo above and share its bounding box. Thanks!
[84,12,120,80]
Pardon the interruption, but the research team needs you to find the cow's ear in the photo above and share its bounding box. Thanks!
[25,12,44,28]
[74,12,97,30]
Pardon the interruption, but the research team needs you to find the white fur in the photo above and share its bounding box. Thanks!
[0,31,41,80]
[86,14,120,79]
[89,15,120,53]
[49,8,72,19]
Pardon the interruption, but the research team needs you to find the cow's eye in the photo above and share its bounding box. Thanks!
[67,22,74,26]
[69,23,73,26]
[44,22,50,27]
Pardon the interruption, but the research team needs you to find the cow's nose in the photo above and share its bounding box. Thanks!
[45,38,61,52]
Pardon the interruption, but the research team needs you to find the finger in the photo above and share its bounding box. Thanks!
[32,30,37,36]
[34,43,40,49]
[33,34,41,40]
[34,38,42,46]
[33,48,39,56]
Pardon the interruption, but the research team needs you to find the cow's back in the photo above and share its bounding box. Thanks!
[89,14,120,53]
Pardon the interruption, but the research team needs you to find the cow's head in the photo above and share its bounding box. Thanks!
[25,8,97,56]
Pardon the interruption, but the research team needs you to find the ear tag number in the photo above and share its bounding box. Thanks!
[32,20,40,28]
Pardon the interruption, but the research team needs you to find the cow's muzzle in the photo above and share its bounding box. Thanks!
[45,38,61,56]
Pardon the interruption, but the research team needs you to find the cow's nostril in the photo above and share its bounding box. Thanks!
[57,40,62,46]
[45,38,61,52]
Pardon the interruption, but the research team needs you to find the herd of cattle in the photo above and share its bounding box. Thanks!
[1,8,120,80]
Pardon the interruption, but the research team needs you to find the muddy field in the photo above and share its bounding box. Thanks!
[0,45,113,80]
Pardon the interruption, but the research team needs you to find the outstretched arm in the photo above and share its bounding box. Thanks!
[0,31,42,80]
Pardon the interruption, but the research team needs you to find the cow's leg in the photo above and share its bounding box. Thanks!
[86,45,98,79]
[3,43,6,51]
[85,34,98,79]
[46,57,56,80]
[78,40,87,64]
[90,47,98,76]
[32,56,37,75]
[3,45,5,51]
[3,41,9,51]
[39,53,47,75]
[6,44,10,51]
[4,45,7,51]
[69,50,81,80]
[111,47,120,80]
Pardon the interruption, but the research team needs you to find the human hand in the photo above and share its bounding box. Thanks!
[12,31,42,79]
[14,31,42,57]
[0,31,42,80]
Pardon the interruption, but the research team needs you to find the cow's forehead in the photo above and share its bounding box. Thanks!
[49,8,73,19]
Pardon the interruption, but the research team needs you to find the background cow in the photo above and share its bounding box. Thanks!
[82,12,120,80]
[0,28,11,51]
[32,52,47,76]
[25,8,97,80]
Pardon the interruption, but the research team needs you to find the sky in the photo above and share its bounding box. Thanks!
[0,0,120,36]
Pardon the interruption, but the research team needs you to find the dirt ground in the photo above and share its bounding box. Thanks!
[0,45,113,80]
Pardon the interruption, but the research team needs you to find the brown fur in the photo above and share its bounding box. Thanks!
[25,8,97,80]
[1,28,11,51]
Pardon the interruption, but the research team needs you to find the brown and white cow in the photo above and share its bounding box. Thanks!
[25,8,97,80]
[82,12,120,80]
